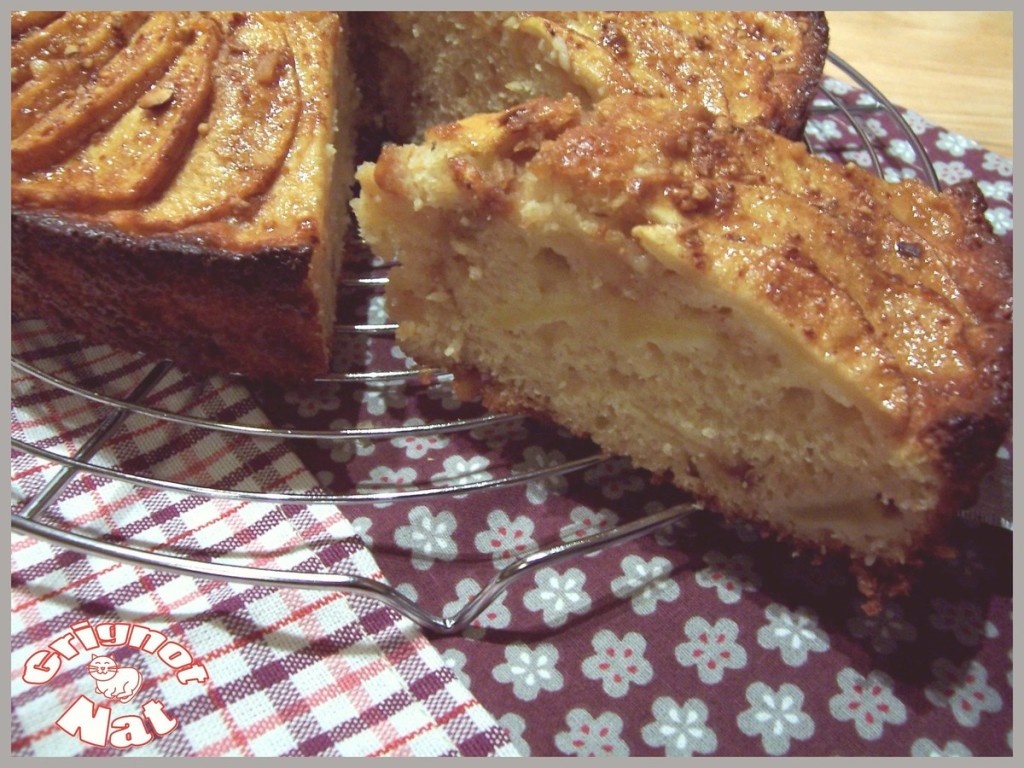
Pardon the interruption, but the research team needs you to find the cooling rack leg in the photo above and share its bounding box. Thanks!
[18,360,175,520]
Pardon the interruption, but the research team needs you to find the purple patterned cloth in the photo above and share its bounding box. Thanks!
[11,76,1012,757]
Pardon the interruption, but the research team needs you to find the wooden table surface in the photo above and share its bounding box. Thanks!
[824,12,1013,159]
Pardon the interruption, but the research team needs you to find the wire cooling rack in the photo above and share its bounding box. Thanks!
[10,54,966,634]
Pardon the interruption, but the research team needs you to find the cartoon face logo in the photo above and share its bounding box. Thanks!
[86,655,143,703]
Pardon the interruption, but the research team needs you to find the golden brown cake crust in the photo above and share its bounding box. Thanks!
[402,95,1012,459]
[11,11,351,381]
[351,11,828,144]
[12,209,329,380]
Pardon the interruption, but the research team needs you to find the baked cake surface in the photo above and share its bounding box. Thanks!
[353,95,1012,576]
[11,10,827,380]
[11,11,355,380]
[352,11,827,144]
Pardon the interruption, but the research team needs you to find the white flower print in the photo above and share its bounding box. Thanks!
[559,506,621,553]
[582,456,644,499]
[804,118,843,143]
[470,419,529,449]
[441,648,470,688]
[367,294,390,324]
[841,149,873,169]
[978,179,1013,202]
[925,658,1003,727]
[985,206,1012,236]
[822,77,854,95]
[854,91,878,108]
[651,500,697,547]
[497,713,530,757]
[316,417,376,464]
[389,343,418,370]
[523,567,592,628]
[900,109,933,135]
[554,709,629,757]
[695,551,760,604]
[430,454,492,493]
[581,630,653,698]
[846,599,917,655]
[882,166,919,183]
[350,516,373,547]
[641,696,717,757]
[333,334,372,368]
[863,118,889,139]
[442,577,511,635]
[390,418,450,459]
[394,505,457,570]
[910,738,972,757]
[513,445,569,505]
[829,667,907,740]
[981,151,1012,177]
[424,381,466,411]
[493,642,563,701]
[757,603,830,666]
[610,554,680,615]
[933,160,974,186]
[675,616,747,684]
[933,129,978,156]
[929,597,999,647]
[475,509,537,567]
[737,682,814,756]
[356,382,408,415]
[394,582,418,602]
[935,130,980,157]
[359,465,417,506]
[884,138,918,165]
[283,384,341,417]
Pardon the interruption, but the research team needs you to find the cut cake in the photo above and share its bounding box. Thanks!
[11,11,828,380]
[353,95,1012,583]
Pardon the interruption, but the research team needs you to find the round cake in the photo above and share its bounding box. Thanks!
[11,10,828,381]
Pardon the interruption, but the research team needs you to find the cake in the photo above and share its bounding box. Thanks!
[351,11,828,143]
[352,95,1012,586]
[12,10,355,380]
[11,11,828,380]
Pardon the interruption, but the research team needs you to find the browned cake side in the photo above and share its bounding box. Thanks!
[11,11,355,381]
[351,10,828,144]
[353,95,1012,589]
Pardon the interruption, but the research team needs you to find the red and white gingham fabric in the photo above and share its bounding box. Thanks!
[10,319,519,757]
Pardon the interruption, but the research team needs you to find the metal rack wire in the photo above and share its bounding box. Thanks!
[10,54,959,634]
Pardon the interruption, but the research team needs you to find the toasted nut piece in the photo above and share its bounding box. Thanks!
[139,85,174,109]
[254,51,283,85]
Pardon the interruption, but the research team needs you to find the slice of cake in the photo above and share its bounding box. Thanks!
[352,11,827,144]
[11,11,357,381]
[353,95,1012,585]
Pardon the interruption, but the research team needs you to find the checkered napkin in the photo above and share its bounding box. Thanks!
[10,319,519,757]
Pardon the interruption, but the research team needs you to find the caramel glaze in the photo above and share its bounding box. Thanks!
[504,10,828,140]
[11,11,342,380]
[389,94,1012,522]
